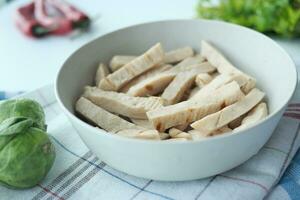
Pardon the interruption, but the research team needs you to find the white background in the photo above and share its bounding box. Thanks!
[0,0,299,91]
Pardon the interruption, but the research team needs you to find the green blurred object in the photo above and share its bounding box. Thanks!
[0,99,55,189]
[197,0,300,37]
[0,99,46,130]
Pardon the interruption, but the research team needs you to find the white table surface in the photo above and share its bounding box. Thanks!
[0,0,299,91]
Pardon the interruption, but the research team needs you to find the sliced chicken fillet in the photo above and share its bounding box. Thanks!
[191,88,265,135]
[130,118,153,129]
[195,73,213,88]
[169,128,192,140]
[120,64,172,93]
[128,72,175,97]
[128,62,215,97]
[147,81,244,132]
[188,87,201,99]
[109,46,193,71]
[228,115,246,129]
[167,56,209,73]
[95,63,110,86]
[164,46,194,64]
[169,128,182,137]
[109,55,136,72]
[189,126,232,138]
[234,102,268,131]
[201,40,256,93]
[172,132,192,140]
[75,97,140,133]
[83,86,163,119]
[191,73,252,100]
[116,129,160,140]
[174,123,189,131]
[99,43,164,91]
[162,69,207,105]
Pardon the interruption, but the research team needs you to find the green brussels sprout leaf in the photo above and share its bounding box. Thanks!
[0,99,46,131]
[0,99,55,189]
[0,117,33,136]
[0,127,55,189]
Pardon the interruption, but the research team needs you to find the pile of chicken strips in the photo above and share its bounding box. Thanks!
[75,41,268,141]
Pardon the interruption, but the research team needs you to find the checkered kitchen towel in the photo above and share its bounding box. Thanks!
[1,84,300,200]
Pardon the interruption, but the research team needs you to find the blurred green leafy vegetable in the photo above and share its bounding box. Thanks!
[197,0,300,37]
[0,99,55,189]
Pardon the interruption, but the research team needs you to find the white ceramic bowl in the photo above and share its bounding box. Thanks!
[55,19,297,181]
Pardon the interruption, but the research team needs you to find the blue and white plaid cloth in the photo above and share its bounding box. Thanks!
[270,152,300,199]
[0,91,22,100]
[0,84,300,200]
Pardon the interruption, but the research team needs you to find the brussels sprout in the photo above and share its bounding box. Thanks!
[0,99,55,189]
[0,127,55,189]
[0,117,33,151]
[0,99,46,130]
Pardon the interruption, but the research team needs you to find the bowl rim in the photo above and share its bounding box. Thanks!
[55,19,298,144]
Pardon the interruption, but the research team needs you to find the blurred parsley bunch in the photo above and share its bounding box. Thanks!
[197,0,300,37]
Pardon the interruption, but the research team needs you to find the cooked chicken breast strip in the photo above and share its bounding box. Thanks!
[127,72,175,97]
[130,118,153,129]
[174,123,189,131]
[83,86,163,119]
[169,128,192,140]
[181,90,191,102]
[159,132,170,140]
[164,46,194,64]
[228,115,245,129]
[147,81,244,132]
[99,43,164,91]
[109,47,193,72]
[120,64,172,93]
[211,126,232,136]
[193,81,245,106]
[195,73,213,88]
[191,74,233,100]
[191,73,251,100]
[128,62,215,97]
[109,56,136,72]
[189,126,232,138]
[172,132,192,140]
[188,87,201,99]
[95,63,110,86]
[161,69,206,105]
[201,40,256,93]
[76,97,161,140]
[169,128,182,137]
[234,102,268,131]
[191,88,265,135]
[76,97,140,132]
[189,130,207,140]
[167,55,206,73]
[116,129,160,140]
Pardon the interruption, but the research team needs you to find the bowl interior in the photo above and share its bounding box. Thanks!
[56,19,297,121]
